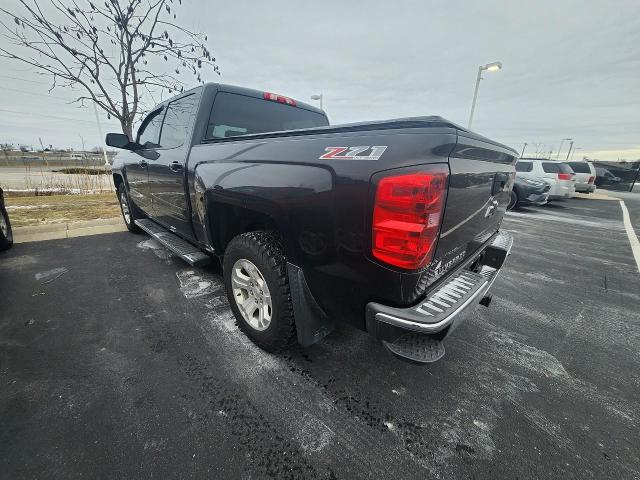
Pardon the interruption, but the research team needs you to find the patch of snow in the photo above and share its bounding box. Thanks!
[175,269,222,299]
[136,238,174,261]
[5,204,55,210]
[296,414,334,452]
[34,267,68,283]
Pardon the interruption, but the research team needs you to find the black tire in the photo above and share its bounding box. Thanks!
[223,231,297,352]
[117,185,142,233]
[507,190,519,211]
[0,205,13,252]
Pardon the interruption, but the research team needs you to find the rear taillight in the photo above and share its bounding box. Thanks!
[372,166,448,270]
[588,176,595,183]
[558,173,572,180]
[263,91,296,106]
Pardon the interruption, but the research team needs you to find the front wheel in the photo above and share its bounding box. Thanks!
[0,204,13,251]
[507,190,519,211]
[223,231,297,352]
[117,185,141,233]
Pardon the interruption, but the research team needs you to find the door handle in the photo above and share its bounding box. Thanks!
[169,161,183,172]
[138,159,148,168]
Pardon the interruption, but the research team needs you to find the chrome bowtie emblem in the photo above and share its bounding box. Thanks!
[484,199,499,218]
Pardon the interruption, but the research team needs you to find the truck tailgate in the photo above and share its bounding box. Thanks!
[427,133,517,284]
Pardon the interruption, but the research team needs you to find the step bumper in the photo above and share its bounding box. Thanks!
[366,230,513,342]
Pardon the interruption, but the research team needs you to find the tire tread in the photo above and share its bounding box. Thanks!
[224,231,297,352]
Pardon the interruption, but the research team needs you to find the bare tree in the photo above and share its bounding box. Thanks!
[0,0,219,139]
[1,143,13,167]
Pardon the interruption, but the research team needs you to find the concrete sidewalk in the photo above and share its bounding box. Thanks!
[13,217,126,243]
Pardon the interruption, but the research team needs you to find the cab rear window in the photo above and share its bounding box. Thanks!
[205,92,329,139]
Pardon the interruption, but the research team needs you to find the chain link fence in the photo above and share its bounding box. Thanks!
[0,151,116,168]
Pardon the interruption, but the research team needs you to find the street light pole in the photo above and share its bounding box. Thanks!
[556,138,572,160]
[468,67,483,129]
[310,94,323,110]
[521,142,528,157]
[467,61,502,129]
[565,140,574,161]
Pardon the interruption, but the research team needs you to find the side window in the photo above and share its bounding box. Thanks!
[159,94,197,148]
[542,162,560,173]
[137,109,163,148]
[515,161,532,172]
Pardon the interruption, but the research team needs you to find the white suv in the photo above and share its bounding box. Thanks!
[515,159,576,200]
[567,160,597,193]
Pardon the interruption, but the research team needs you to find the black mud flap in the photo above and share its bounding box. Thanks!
[383,333,445,364]
[287,263,335,347]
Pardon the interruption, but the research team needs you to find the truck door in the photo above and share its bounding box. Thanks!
[147,93,198,238]
[127,108,164,213]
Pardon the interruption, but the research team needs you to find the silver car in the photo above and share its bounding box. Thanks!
[515,159,576,200]
[567,160,597,193]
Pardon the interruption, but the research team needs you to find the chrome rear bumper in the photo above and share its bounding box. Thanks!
[366,231,513,340]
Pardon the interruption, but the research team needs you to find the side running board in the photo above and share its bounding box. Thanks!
[135,219,210,267]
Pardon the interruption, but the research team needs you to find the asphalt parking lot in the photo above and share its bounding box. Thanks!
[1,195,639,479]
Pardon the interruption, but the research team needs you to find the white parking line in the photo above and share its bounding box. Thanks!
[506,210,622,230]
[619,200,640,273]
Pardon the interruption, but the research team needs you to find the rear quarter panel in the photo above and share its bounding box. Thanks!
[189,128,457,328]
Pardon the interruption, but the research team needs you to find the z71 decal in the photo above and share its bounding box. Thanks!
[319,146,388,160]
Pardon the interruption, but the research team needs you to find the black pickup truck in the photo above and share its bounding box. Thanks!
[107,83,516,363]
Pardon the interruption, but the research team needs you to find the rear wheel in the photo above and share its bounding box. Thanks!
[0,204,13,251]
[117,185,141,233]
[507,190,519,211]
[223,231,297,352]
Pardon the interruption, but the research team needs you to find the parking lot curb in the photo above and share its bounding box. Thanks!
[13,217,126,243]
[574,191,619,201]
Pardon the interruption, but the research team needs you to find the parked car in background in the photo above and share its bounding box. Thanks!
[515,158,576,200]
[0,187,14,252]
[508,176,550,210]
[567,160,597,193]
[595,167,621,187]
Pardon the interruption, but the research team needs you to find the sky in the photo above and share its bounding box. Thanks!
[0,0,639,160]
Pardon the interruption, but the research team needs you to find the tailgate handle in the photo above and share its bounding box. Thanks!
[492,172,509,195]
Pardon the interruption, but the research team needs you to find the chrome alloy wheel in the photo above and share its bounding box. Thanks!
[231,258,272,331]
[120,191,131,225]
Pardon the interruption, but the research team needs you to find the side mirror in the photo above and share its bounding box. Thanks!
[106,133,135,150]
